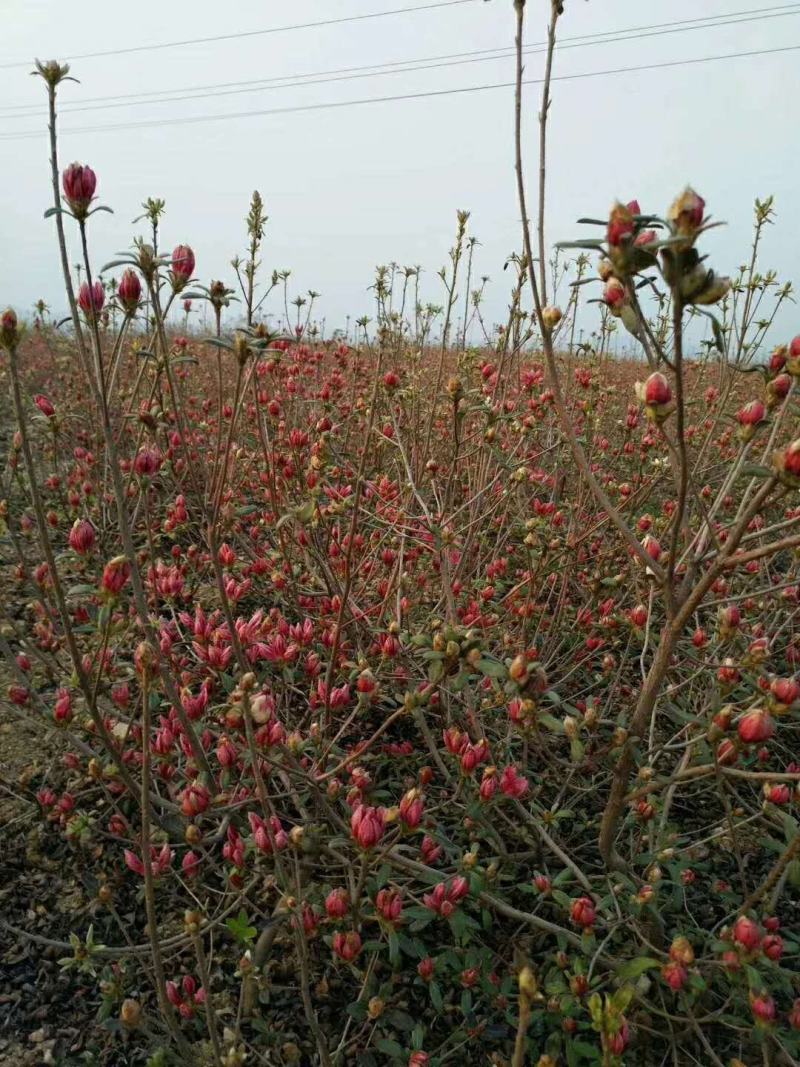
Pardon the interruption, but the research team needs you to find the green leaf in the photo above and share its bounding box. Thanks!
[616,957,661,980]
[100,258,136,272]
[346,1000,367,1021]
[375,1038,404,1059]
[476,658,507,680]
[388,930,400,966]
[428,659,444,684]
[226,909,257,944]
[429,981,443,1012]
[387,1009,416,1032]
[555,239,606,251]
[740,464,772,479]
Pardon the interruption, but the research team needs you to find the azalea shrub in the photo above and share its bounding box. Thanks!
[2,14,800,1067]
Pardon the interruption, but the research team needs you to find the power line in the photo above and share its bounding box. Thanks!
[3,1,797,115]
[2,41,797,142]
[0,0,478,71]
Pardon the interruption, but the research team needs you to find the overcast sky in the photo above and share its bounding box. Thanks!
[1,0,799,347]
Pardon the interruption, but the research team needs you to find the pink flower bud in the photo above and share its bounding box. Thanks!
[603,276,627,309]
[350,804,385,849]
[62,162,97,217]
[399,788,424,829]
[533,873,551,894]
[101,556,131,596]
[448,876,469,903]
[171,245,196,290]
[732,915,762,952]
[570,896,596,929]
[738,399,766,426]
[776,439,800,479]
[332,930,362,962]
[764,783,790,806]
[78,281,105,318]
[662,961,688,991]
[133,445,162,477]
[770,677,799,706]
[375,888,403,924]
[762,934,784,960]
[607,202,635,247]
[54,687,73,723]
[325,887,350,919]
[118,269,142,313]
[750,991,776,1025]
[642,534,662,562]
[124,850,145,877]
[499,764,529,798]
[69,518,96,555]
[604,1020,630,1056]
[34,394,55,417]
[182,851,200,878]
[737,707,775,745]
[643,372,672,407]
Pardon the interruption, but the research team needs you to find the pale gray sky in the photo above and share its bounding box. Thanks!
[1,1,798,343]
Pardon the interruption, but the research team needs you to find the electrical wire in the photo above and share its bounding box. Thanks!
[2,4,798,119]
[1,40,797,142]
[0,0,479,71]
[3,1,797,115]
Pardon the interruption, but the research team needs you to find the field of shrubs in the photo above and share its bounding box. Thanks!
[2,6,800,1067]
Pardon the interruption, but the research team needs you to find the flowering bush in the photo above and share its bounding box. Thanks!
[2,17,800,1067]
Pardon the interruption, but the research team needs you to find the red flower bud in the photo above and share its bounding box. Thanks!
[643,372,672,407]
[325,887,350,919]
[78,281,105,317]
[770,677,799,706]
[750,991,776,1025]
[34,394,55,417]
[171,244,196,290]
[350,804,385,849]
[101,556,131,596]
[764,783,791,806]
[732,915,762,953]
[737,707,775,745]
[603,276,627,309]
[69,518,96,554]
[762,934,784,960]
[662,961,688,991]
[62,162,97,217]
[332,930,362,962]
[118,269,142,313]
[133,445,162,477]
[570,896,596,929]
[607,202,635,247]
[738,399,766,426]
